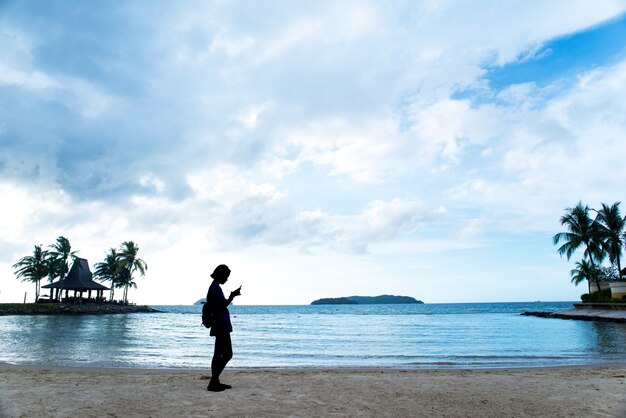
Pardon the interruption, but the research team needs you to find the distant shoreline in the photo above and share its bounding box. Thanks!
[0,303,161,316]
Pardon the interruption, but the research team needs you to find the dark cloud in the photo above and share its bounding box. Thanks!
[0,1,217,202]
[4,0,152,96]
[0,1,422,206]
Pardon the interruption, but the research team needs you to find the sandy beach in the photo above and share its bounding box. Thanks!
[1,364,625,417]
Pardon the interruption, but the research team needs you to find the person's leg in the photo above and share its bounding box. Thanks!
[209,334,233,390]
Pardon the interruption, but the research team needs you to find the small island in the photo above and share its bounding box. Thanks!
[311,295,423,305]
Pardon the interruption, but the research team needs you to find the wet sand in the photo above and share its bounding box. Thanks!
[1,363,625,417]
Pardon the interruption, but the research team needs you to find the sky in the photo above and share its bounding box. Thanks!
[1,0,626,305]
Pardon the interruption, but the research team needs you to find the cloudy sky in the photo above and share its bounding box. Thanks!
[1,0,626,305]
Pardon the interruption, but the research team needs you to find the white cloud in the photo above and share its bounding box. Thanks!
[283,199,446,253]
[458,58,626,203]
[233,102,273,128]
[0,182,69,244]
[187,166,445,252]
[405,99,501,166]
[282,116,401,181]
[456,217,488,241]
[0,63,57,90]
[2,1,626,304]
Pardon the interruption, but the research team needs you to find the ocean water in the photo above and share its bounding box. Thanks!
[1,302,625,369]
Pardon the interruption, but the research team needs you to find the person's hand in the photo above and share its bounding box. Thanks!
[230,286,242,299]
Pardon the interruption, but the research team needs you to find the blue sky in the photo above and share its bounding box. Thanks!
[487,14,626,90]
[1,1,626,305]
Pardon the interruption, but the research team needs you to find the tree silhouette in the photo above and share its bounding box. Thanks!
[13,245,49,301]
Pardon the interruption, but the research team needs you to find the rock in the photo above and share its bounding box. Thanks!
[0,303,162,316]
[521,310,626,323]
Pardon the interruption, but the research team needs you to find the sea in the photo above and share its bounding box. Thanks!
[1,302,625,369]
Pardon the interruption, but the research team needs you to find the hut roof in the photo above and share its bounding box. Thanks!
[42,258,110,291]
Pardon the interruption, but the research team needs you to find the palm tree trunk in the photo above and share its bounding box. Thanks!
[584,241,603,293]
[58,268,64,301]
[58,259,66,303]
[58,279,64,303]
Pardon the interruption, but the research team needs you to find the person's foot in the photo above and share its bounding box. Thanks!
[220,383,232,389]
[207,382,226,392]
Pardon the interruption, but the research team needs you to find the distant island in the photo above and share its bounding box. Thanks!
[311,295,423,305]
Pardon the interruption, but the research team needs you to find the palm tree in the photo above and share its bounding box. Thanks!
[45,256,64,292]
[553,202,604,292]
[93,248,119,302]
[570,260,598,288]
[117,241,147,303]
[595,202,624,278]
[47,236,77,302]
[115,267,138,303]
[13,245,49,301]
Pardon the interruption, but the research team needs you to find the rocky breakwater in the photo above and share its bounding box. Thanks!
[0,303,161,316]
[522,303,626,323]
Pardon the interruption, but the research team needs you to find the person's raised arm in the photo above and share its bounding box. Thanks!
[227,286,242,305]
[210,285,241,311]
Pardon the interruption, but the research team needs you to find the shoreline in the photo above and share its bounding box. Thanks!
[3,360,626,373]
[0,303,161,316]
[1,363,625,417]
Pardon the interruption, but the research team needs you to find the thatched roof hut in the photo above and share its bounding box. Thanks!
[42,258,109,300]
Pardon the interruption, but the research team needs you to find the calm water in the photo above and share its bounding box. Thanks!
[1,302,625,369]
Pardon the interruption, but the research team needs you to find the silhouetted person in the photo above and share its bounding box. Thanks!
[206,264,241,392]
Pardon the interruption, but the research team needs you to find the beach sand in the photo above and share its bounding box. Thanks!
[1,364,625,417]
